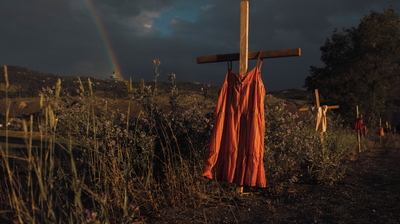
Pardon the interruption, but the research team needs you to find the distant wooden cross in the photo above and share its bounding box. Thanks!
[380,118,382,143]
[197,1,301,194]
[299,89,339,113]
[299,89,339,146]
[356,105,361,153]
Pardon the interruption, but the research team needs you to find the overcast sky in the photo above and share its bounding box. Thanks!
[1,0,400,91]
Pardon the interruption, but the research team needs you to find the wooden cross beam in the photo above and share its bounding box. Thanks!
[197,1,301,194]
[299,89,339,112]
[197,49,301,64]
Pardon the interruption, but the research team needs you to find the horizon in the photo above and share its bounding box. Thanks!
[2,64,308,92]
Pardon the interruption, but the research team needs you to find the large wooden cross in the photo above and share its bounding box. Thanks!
[197,1,301,194]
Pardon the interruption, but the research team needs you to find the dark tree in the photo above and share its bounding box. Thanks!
[304,7,400,125]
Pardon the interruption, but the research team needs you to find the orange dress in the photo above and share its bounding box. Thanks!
[361,124,367,137]
[376,127,384,136]
[201,52,266,188]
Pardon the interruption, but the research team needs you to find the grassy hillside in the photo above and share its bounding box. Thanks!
[0,65,310,124]
[2,65,390,224]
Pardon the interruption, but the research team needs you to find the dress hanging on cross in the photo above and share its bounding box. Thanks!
[201,52,266,188]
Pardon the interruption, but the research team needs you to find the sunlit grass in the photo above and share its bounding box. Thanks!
[1,62,395,223]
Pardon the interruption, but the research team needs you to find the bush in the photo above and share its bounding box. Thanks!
[264,102,359,186]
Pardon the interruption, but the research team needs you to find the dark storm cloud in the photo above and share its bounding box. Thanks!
[1,0,400,91]
[168,0,400,90]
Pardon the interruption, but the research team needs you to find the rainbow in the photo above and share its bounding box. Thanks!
[81,0,124,81]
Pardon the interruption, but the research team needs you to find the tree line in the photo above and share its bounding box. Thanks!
[304,6,400,126]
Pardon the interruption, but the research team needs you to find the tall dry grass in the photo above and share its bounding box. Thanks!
[0,62,225,223]
[0,62,393,223]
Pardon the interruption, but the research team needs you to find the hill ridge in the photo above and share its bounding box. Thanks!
[1,65,309,101]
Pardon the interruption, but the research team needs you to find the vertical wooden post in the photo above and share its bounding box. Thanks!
[315,89,320,108]
[357,106,361,153]
[380,118,382,143]
[239,1,249,76]
[236,0,249,194]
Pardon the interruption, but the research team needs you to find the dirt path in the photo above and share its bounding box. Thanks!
[147,147,400,223]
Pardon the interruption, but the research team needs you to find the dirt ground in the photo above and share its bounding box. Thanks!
[144,147,400,224]
[1,146,399,223]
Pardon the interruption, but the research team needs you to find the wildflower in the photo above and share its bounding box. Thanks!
[83,209,97,222]
[100,193,107,202]
[167,73,176,81]
[104,121,110,127]
[153,59,161,66]
[110,71,120,82]
[131,203,139,211]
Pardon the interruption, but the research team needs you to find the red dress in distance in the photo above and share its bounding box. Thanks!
[353,118,362,131]
[201,52,266,188]
[376,127,384,136]
[361,124,367,136]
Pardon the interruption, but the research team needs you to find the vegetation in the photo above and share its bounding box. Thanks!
[304,7,400,125]
[0,65,221,100]
[1,59,394,223]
